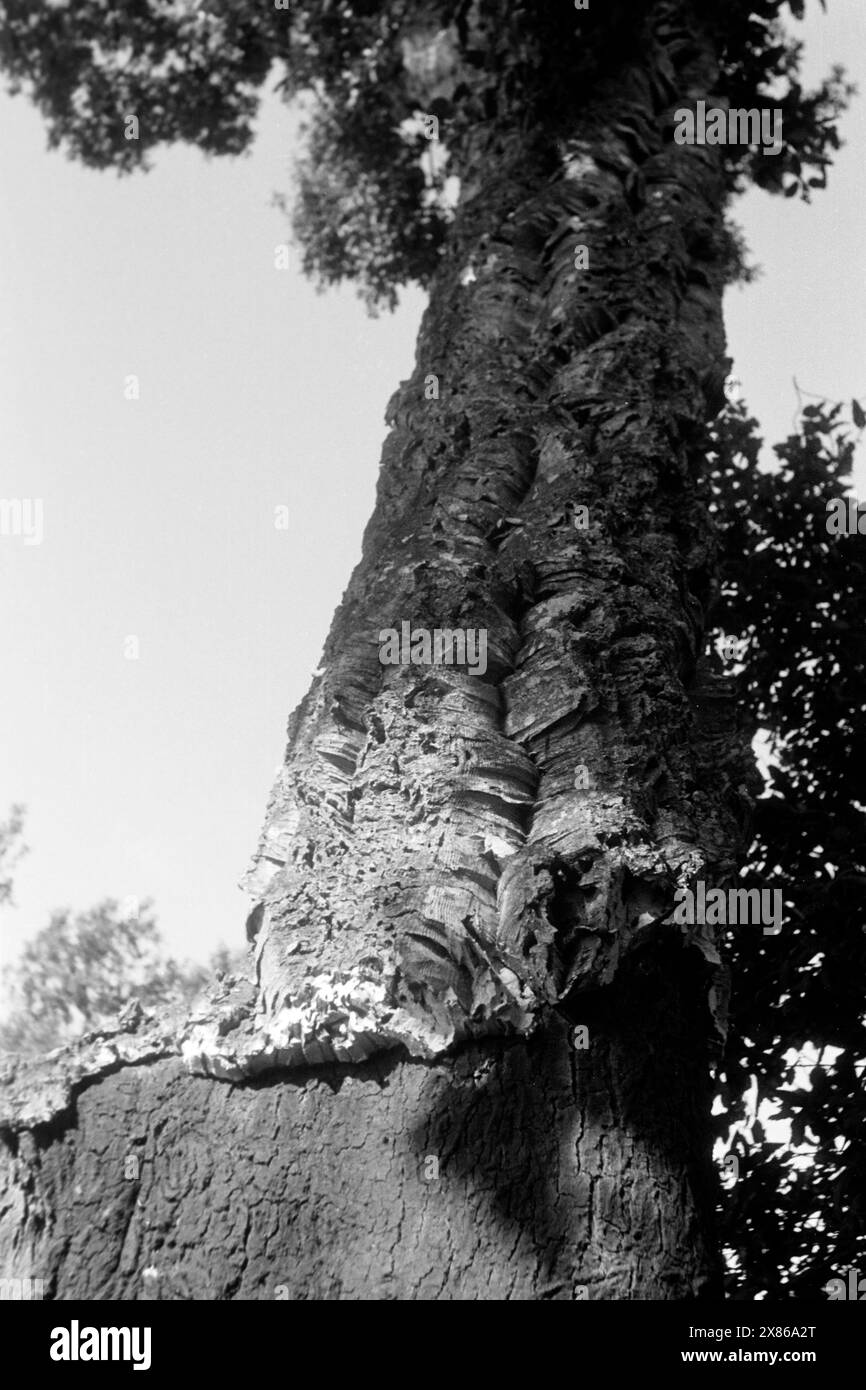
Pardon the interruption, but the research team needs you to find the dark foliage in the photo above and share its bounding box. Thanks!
[708,399,866,1297]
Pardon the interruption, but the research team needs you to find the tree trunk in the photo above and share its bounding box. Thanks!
[1,2,753,1300]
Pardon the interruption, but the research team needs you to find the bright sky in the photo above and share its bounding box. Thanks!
[1,0,864,976]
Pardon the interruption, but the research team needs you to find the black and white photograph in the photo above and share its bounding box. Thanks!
[1,0,865,1347]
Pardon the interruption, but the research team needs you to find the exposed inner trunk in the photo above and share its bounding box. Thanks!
[2,950,720,1300]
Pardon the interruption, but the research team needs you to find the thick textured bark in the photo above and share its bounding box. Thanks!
[2,959,717,1300]
[1,2,754,1298]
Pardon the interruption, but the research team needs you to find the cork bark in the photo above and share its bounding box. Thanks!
[1,1,754,1299]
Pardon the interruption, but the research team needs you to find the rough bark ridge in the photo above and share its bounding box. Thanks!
[1,1,754,1298]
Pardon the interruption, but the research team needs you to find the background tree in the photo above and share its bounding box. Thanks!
[0,805,26,910]
[0,898,247,1056]
[0,0,857,1301]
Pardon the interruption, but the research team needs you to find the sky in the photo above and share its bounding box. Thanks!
[1,0,864,981]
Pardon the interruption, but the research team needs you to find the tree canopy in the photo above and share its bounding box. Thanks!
[0,0,851,304]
